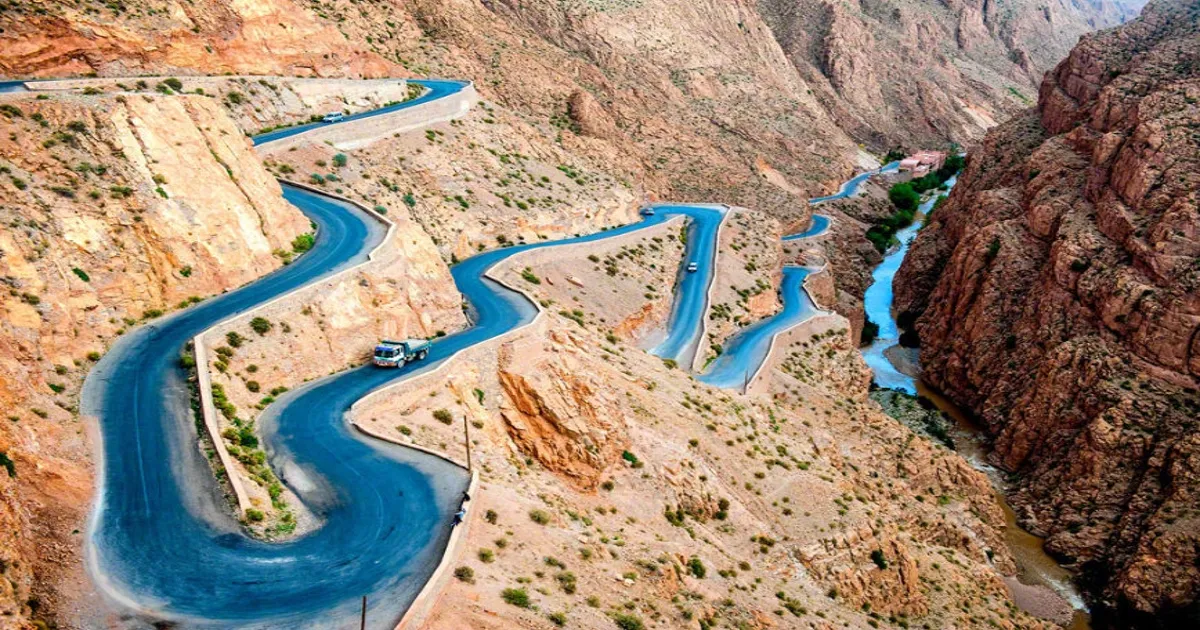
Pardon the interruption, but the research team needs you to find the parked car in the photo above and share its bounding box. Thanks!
[322,112,346,123]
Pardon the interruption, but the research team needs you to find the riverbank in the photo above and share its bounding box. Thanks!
[859,178,1091,628]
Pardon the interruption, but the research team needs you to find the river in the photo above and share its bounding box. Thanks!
[859,176,1092,629]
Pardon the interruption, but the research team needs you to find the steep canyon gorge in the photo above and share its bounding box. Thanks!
[0,0,1186,628]
[895,0,1200,625]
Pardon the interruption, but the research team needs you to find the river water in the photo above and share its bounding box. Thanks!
[860,177,1092,629]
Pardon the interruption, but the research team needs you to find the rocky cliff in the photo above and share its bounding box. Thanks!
[0,90,309,625]
[0,0,396,78]
[756,0,1145,147]
[894,0,1200,624]
[4,0,1142,218]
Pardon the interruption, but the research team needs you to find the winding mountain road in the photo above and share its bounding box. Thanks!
[82,81,724,625]
[252,79,469,146]
[698,159,900,389]
[79,74,891,627]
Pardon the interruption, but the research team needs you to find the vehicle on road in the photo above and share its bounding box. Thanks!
[687,262,699,273]
[640,207,655,217]
[322,112,346,123]
[373,339,431,367]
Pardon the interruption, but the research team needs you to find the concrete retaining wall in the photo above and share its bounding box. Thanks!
[191,180,395,517]
[393,470,479,630]
[258,83,479,153]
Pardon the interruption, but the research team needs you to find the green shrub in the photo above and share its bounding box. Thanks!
[238,426,259,449]
[292,233,315,253]
[245,508,265,522]
[529,509,551,525]
[888,182,918,212]
[179,352,197,369]
[332,153,347,167]
[860,318,879,346]
[871,549,889,569]
[478,548,495,563]
[71,267,90,282]
[611,613,644,630]
[687,556,706,578]
[433,408,454,424]
[250,317,272,335]
[556,571,577,594]
[985,237,1001,263]
[0,452,15,478]
[453,566,475,583]
[501,587,531,608]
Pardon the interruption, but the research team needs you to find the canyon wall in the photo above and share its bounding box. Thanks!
[894,0,1199,624]
[0,90,309,623]
[0,0,396,78]
[4,0,1144,219]
[755,0,1145,147]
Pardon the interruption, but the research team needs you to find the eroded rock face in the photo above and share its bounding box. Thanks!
[498,330,630,490]
[894,0,1200,622]
[0,92,308,624]
[756,0,1145,147]
[0,0,395,78]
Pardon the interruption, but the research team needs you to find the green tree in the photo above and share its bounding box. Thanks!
[888,182,919,212]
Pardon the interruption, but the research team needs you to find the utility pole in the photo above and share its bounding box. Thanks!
[463,414,472,471]
[360,596,367,630]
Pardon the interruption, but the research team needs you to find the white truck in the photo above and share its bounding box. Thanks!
[372,339,431,367]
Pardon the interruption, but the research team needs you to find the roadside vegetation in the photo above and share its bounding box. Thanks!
[865,154,965,252]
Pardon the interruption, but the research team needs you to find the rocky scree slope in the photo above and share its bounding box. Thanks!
[2,0,1142,220]
[0,0,395,78]
[894,0,1200,624]
[747,0,1144,147]
[0,91,309,626]
[350,238,1059,630]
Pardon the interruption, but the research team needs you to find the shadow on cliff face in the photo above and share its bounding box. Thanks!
[1083,557,1200,630]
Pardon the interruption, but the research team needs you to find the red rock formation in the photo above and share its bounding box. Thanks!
[497,331,630,490]
[756,0,1146,147]
[0,0,396,78]
[894,0,1200,623]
